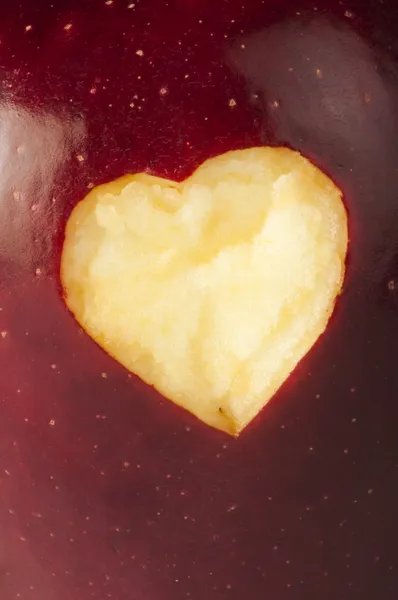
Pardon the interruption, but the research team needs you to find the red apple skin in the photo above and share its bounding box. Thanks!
[0,1,397,599]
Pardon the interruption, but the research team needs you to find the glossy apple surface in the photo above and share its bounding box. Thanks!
[0,0,397,599]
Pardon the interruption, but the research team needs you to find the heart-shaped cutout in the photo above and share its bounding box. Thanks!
[61,147,348,435]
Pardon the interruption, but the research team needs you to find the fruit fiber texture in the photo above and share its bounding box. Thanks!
[61,147,348,435]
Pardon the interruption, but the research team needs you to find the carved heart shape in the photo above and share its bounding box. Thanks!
[61,148,347,435]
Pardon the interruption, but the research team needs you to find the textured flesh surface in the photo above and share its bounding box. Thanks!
[61,147,348,435]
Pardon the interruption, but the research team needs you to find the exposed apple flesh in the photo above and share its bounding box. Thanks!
[61,147,347,435]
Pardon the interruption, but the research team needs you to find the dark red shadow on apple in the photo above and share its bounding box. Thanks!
[0,0,397,598]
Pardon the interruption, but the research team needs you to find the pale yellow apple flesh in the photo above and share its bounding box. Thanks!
[60,147,348,436]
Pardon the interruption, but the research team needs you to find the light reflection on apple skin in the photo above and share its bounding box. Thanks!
[0,102,85,281]
[228,15,398,289]
[229,16,393,162]
[0,1,398,600]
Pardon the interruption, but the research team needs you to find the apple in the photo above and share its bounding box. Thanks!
[0,0,397,599]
